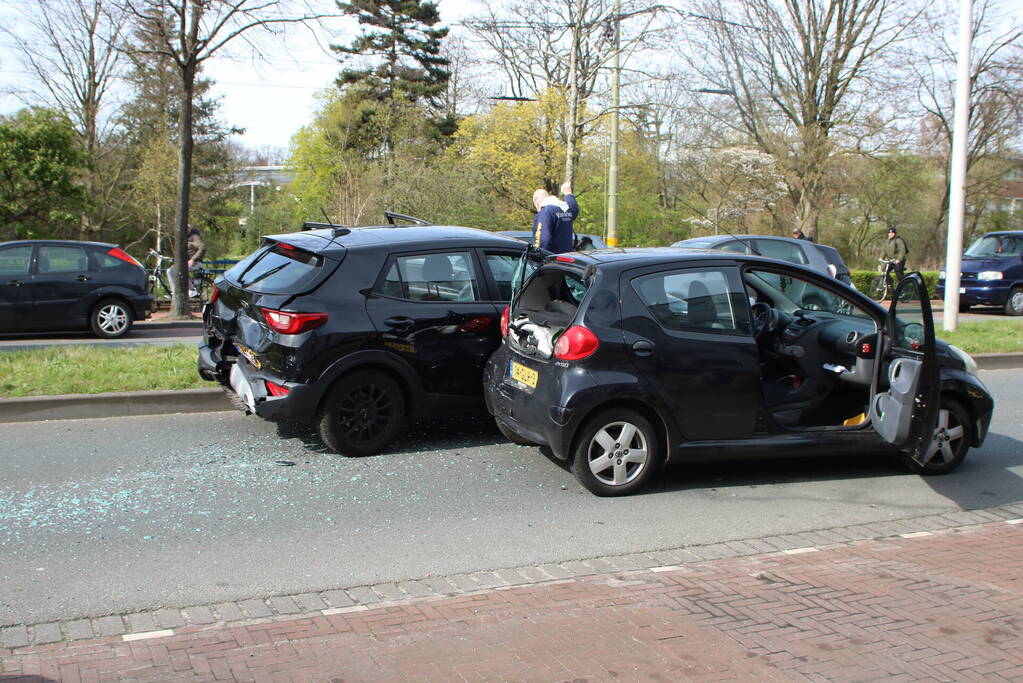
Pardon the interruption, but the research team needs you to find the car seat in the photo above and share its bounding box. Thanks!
[421,254,454,300]
[687,281,720,328]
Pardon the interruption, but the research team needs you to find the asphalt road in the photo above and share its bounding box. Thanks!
[2,368,1022,626]
[0,322,201,351]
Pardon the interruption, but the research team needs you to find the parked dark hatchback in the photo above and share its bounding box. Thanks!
[485,248,993,496]
[0,239,152,337]
[936,230,1023,315]
[198,223,529,455]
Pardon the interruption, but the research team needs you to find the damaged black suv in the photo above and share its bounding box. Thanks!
[198,218,528,456]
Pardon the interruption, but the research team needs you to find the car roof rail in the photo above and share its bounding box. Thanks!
[384,211,432,226]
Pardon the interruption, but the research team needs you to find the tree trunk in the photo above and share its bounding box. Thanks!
[171,64,195,318]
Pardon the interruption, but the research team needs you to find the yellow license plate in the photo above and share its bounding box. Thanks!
[509,361,538,388]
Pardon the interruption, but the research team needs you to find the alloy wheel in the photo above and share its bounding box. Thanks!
[586,420,650,486]
[337,382,395,445]
[97,304,128,335]
[922,407,966,466]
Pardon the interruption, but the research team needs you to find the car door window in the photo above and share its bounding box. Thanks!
[754,239,808,264]
[0,246,32,275]
[718,240,752,254]
[381,252,479,302]
[37,245,89,273]
[631,268,749,335]
[485,251,539,301]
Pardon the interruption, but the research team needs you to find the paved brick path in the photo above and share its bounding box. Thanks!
[3,518,1023,682]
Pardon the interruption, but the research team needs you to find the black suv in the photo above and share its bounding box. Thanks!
[484,249,994,496]
[198,222,528,455]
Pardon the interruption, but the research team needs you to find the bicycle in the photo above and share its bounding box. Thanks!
[868,258,898,302]
[145,249,174,299]
[147,248,214,303]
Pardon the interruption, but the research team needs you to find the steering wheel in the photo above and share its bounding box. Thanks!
[751,302,778,340]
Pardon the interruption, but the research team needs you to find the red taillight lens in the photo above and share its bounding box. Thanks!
[554,325,599,360]
[265,380,290,397]
[260,308,328,334]
[108,247,142,268]
[209,287,220,304]
[555,255,576,263]
[500,306,510,337]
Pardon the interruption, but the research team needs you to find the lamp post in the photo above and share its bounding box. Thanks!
[606,0,622,247]
[943,0,972,332]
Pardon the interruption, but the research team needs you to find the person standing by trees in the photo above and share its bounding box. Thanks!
[881,227,909,282]
[531,182,579,254]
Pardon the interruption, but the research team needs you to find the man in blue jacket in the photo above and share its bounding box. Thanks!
[531,182,579,253]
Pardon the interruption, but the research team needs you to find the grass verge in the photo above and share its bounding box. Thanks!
[935,320,1023,354]
[0,344,207,398]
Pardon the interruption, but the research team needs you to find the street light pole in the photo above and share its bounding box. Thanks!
[943,0,972,332]
[606,0,621,247]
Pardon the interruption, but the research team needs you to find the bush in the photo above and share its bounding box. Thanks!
[851,270,939,296]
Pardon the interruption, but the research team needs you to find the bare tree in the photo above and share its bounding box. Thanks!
[4,0,128,237]
[679,0,914,241]
[916,0,1023,258]
[118,0,328,317]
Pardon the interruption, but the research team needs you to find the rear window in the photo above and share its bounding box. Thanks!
[225,242,325,294]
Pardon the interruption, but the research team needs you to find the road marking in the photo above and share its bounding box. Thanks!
[649,565,684,573]
[123,629,174,642]
[900,531,933,538]
[783,547,819,555]
[322,605,369,615]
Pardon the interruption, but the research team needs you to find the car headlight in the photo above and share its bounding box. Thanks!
[949,344,979,377]
[978,271,1003,280]
[939,270,946,280]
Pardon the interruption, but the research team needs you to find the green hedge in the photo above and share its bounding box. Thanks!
[851,270,939,295]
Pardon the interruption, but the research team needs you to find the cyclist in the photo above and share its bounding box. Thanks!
[880,227,908,284]
[167,225,207,297]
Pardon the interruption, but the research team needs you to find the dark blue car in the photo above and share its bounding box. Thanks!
[937,231,1023,315]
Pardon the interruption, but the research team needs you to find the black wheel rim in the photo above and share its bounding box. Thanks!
[337,382,395,445]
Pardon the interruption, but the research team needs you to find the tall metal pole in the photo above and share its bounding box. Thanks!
[943,0,972,332]
[606,0,621,247]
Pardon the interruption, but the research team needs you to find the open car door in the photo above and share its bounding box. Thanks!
[868,273,940,462]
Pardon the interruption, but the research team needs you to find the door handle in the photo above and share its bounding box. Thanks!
[383,316,415,331]
[632,340,653,356]
[76,275,90,282]
[5,280,23,286]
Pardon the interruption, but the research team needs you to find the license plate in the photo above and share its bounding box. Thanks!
[959,287,965,294]
[509,360,538,389]
[235,344,261,369]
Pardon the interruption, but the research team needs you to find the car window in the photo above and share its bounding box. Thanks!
[485,252,526,301]
[632,268,748,335]
[747,270,870,319]
[381,251,479,302]
[718,240,752,254]
[38,245,89,273]
[95,251,127,269]
[965,234,1023,258]
[754,239,808,264]
[0,246,32,275]
[225,242,325,294]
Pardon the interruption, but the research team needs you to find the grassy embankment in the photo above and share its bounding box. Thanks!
[0,321,1020,398]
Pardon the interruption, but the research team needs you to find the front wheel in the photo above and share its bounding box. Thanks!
[90,299,133,338]
[867,274,890,302]
[317,370,406,456]
[903,398,972,475]
[571,409,660,496]
[1004,286,1023,316]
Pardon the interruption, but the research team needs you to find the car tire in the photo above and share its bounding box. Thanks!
[1004,286,1023,316]
[496,419,536,446]
[903,398,972,476]
[571,409,660,496]
[90,299,133,338]
[317,369,405,456]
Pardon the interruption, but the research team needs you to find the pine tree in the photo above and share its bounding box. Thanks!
[332,0,450,106]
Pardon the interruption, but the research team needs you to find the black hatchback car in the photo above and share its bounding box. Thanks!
[198,223,529,455]
[0,239,152,337]
[484,248,994,496]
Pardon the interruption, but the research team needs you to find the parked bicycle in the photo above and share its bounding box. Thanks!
[868,258,898,302]
[146,248,214,302]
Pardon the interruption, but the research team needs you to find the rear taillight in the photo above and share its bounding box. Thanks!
[209,287,220,304]
[265,381,290,397]
[554,325,599,360]
[500,305,510,337]
[260,308,328,334]
[108,247,142,268]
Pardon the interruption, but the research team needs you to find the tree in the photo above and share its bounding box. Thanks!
[679,0,911,241]
[4,0,127,238]
[333,0,450,106]
[119,0,323,318]
[0,109,89,240]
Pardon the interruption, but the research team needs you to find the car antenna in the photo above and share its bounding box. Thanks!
[321,208,350,237]
[718,227,761,256]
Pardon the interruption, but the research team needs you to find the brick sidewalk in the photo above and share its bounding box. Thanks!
[3,520,1023,682]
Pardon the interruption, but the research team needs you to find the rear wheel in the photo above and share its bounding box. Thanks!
[90,299,133,338]
[571,409,660,496]
[1005,286,1023,316]
[903,398,972,475]
[317,370,405,456]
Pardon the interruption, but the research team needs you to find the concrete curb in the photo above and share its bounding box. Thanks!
[0,354,1018,423]
[0,388,230,423]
